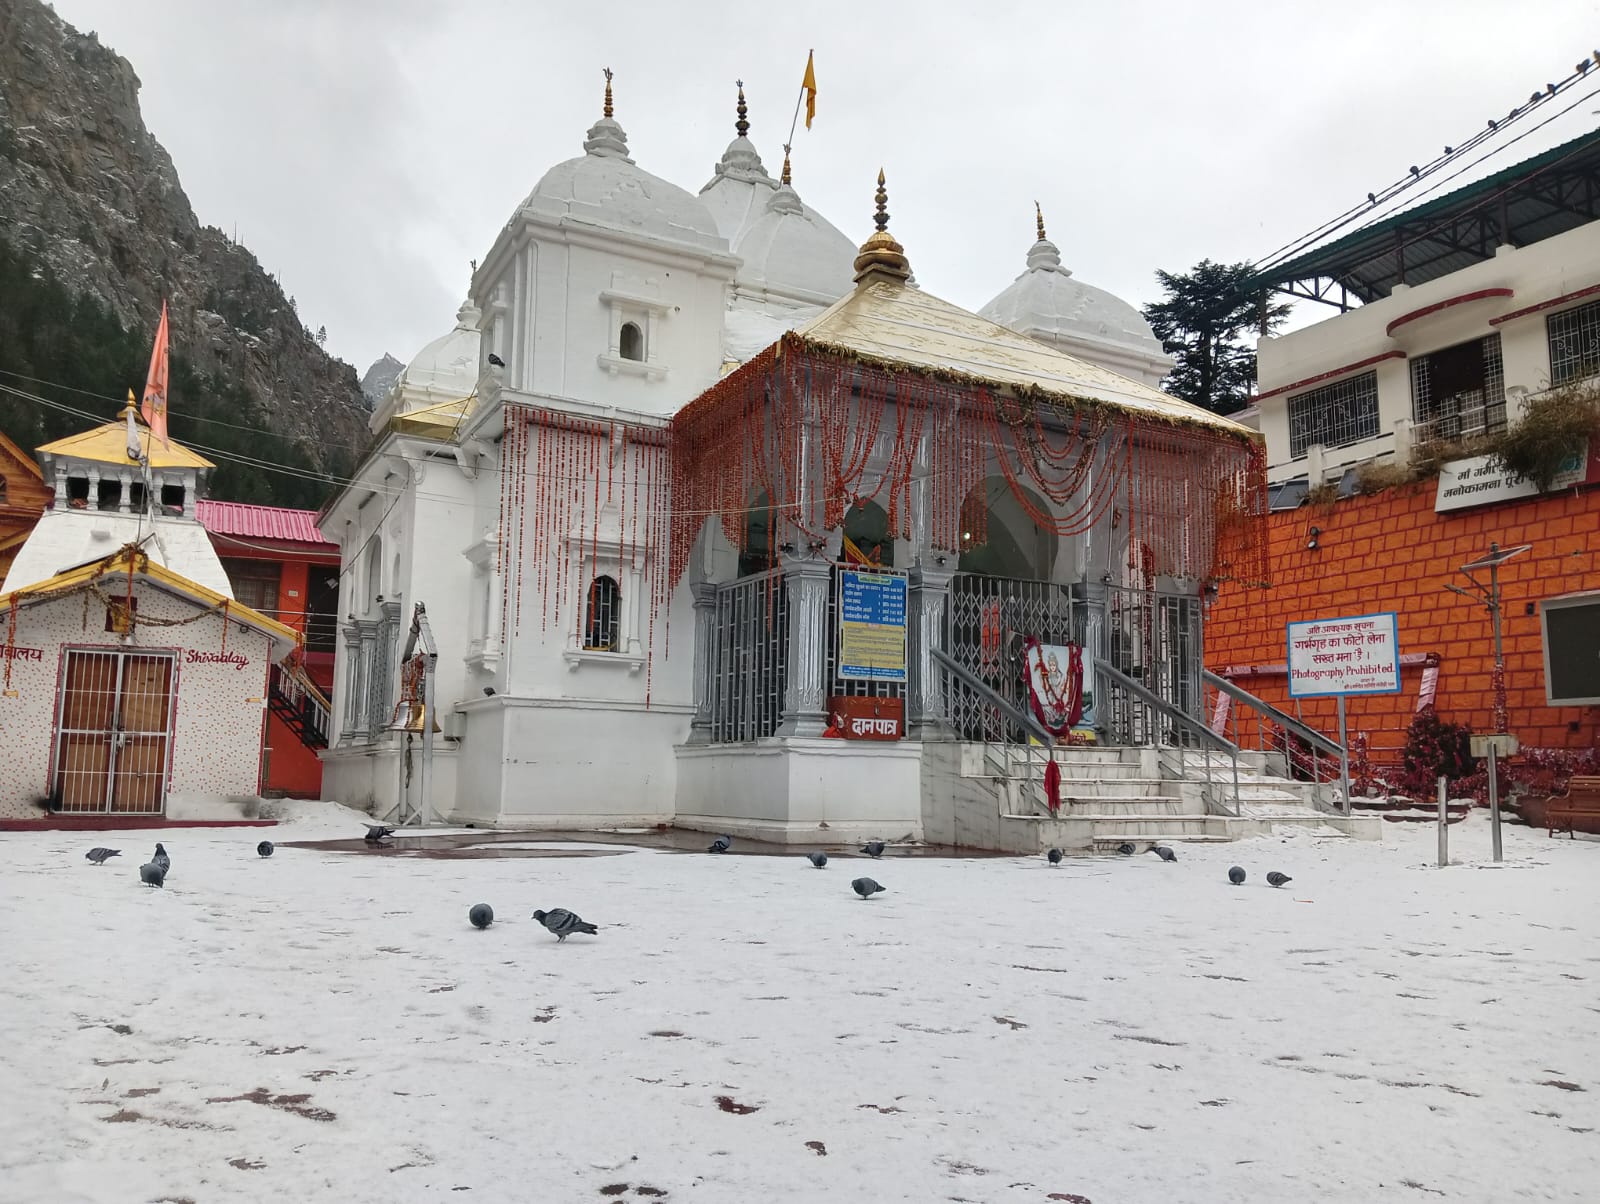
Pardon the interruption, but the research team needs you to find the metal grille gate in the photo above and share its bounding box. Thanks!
[708,570,788,742]
[52,649,175,813]
[1101,585,1203,745]
[945,574,1077,741]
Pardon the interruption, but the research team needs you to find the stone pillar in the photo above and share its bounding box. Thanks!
[907,561,956,738]
[116,471,131,514]
[52,465,67,510]
[688,580,718,743]
[183,477,197,520]
[776,557,832,737]
[87,468,101,511]
[484,533,504,660]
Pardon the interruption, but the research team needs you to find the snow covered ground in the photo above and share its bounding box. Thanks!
[2,805,1596,1204]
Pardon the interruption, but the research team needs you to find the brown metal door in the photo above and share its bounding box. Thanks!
[53,650,174,813]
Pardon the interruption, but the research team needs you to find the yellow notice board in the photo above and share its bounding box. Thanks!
[838,569,908,682]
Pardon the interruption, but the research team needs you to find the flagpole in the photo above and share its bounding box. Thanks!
[786,48,813,152]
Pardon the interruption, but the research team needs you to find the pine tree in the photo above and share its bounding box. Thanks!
[1142,260,1290,416]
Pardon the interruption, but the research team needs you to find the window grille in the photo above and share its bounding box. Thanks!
[708,571,788,742]
[1410,333,1505,441]
[583,575,621,651]
[1546,297,1600,385]
[223,559,281,616]
[1286,371,1380,458]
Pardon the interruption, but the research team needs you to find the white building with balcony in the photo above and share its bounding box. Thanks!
[1250,129,1600,496]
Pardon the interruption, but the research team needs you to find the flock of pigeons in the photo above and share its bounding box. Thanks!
[85,825,1291,941]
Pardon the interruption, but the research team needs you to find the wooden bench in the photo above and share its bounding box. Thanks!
[1546,776,1600,838]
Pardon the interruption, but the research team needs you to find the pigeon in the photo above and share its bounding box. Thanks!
[469,903,494,929]
[1228,865,1246,885]
[1152,845,1177,863]
[851,877,885,899]
[487,352,506,368]
[861,841,886,859]
[138,861,166,888]
[256,841,274,858]
[1115,842,1136,856]
[532,908,598,941]
[85,847,121,865]
[364,825,395,843]
[807,852,828,868]
[151,843,170,874]
[1266,871,1292,888]
[707,834,731,854]
[1046,848,1063,866]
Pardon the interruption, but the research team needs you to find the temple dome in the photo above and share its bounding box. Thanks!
[733,182,855,303]
[521,109,725,255]
[978,212,1171,388]
[369,300,481,434]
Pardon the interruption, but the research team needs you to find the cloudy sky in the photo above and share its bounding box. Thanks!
[50,0,1600,374]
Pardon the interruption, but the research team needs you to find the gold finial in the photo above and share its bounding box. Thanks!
[602,67,614,119]
[1035,201,1046,243]
[781,143,792,185]
[852,167,911,284]
[735,80,749,138]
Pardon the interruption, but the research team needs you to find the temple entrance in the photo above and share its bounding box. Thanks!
[945,572,1077,741]
[52,649,174,812]
[957,477,1055,580]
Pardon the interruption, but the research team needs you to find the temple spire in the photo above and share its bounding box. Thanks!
[735,80,749,138]
[1035,200,1047,243]
[781,144,792,185]
[852,168,911,285]
[603,67,614,119]
[584,66,631,160]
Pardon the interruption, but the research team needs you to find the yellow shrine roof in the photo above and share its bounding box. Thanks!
[388,394,473,440]
[793,277,1254,437]
[36,408,215,470]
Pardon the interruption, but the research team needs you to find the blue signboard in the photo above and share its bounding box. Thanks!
[838,570,908,682]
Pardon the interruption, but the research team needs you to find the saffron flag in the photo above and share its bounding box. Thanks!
[802,51,817,129]
[140,300,170,450]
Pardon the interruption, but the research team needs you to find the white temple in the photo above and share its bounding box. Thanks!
[317,76,1282,850]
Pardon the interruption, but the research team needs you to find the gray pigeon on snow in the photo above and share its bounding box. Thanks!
[256,841,274,858]
[532,908,598,941]
[139,861,166,888]
[807,852,828,867]
[707,834,731,854]
[861,840,886,858]
[851,877,885,899]
[1116,842,1136,856]
[150,843,170,874]
[364,825,395,843]
[1266,871,1292,888]
[85,847,121,865]
[1228,865,1246,885]
[1151,845,1177,863]
[1046,847,1063,866]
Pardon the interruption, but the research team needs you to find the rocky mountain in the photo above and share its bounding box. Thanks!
[0,0,369,505]
[361,354,404,408]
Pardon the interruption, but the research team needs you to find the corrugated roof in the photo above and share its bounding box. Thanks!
[793,278,1253,436]
[1254,127,1600,303]
[196,500,332,545]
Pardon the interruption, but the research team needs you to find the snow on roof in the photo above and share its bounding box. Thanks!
[196,501,333,545]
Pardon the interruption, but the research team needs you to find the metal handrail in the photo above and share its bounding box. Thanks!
[1095,661,1240,817]
[932,648,1055,816]
[1203,670,1340,758]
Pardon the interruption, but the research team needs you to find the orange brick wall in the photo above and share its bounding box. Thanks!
[1206,481,1600,760]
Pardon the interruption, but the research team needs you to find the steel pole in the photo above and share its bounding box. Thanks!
[1437,776,1449,868]
[1337,694,1352,816]
[1487,742,1502,862]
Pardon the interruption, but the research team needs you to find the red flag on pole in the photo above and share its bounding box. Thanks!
[140,300,170,450]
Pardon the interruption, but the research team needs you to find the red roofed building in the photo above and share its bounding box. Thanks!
[197,500,340,797]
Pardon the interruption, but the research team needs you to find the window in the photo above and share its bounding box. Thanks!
[1410,333,1504,441]
[739,491,775,577]
[96,477,121,511]
[223,559,281,616]
[583,576,620,651]
[364,537,383,610]
[304,566,339,653]
[1547,297,1600,384]
[1286,370,1380,458]
[619,321,644,362]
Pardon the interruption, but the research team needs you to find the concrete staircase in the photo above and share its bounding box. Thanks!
[921,742,1381,854]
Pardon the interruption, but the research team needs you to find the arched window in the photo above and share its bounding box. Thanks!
[619,321,644,362]
[842,499,893,567]
[957,476,1056,580]
[739,491,774,577]
[365,535,383,610]
[584,575,621,651]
